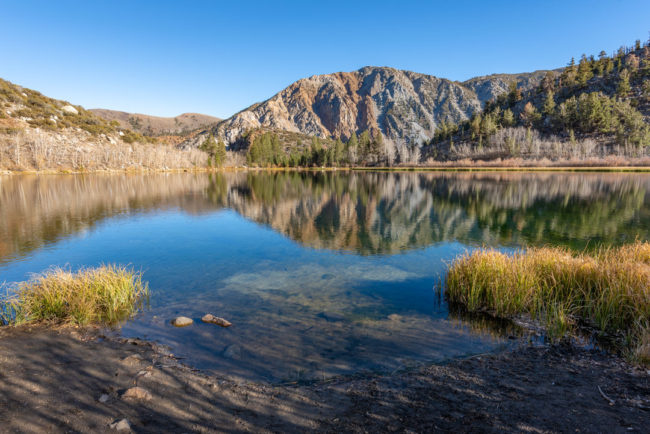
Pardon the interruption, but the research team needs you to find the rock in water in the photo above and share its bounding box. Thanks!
[202,314,232,327]
[171,316,193,327]
[109,418,131,431]
[121,387,152,401]
[223,344,242,360]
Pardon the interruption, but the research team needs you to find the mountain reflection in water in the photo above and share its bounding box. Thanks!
[1,171,648,381]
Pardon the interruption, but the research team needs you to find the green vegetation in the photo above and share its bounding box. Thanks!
[0,78,153,142]
[430,39,650,158]
[200,133,227,166]
[446,242,650,362]
[1,265,149,326]
[244,129,388,167]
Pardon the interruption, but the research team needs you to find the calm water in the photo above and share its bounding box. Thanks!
[1,171,649,382]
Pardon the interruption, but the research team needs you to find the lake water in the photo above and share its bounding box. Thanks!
[1,171,649,382]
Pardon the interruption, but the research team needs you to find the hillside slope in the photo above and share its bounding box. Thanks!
[0,78,207,171]
[90,109,220,136]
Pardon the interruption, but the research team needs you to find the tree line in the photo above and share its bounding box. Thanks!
[245,130,389,167]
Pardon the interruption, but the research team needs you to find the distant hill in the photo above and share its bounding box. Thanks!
[0,78,206,171]
[90,109,220,136]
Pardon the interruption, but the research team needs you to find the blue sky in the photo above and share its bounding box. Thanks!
[2,0,648,118]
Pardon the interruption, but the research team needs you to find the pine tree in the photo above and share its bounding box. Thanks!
[346,133,358,165]
[542,91,556,117]
[215,139,227,166]
[501,109,515,127]
[369,131,384,164]
[333,138,345,166]
[617,69,631,98]
[507,81,522,106]
[358,130,371,165]
[577,54,593,86]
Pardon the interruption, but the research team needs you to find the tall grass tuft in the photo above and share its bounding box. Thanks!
[1,265,149,326]
[446,241,650,361]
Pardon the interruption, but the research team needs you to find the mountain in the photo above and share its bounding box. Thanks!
[461,70,553,104]
[90,109,220,136]
[197,66,547,148]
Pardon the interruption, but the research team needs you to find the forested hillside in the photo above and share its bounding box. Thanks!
[426,40,650,162]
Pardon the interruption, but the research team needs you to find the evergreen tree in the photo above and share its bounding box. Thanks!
[501,109,515,127]
[577,54,593,86]
[346,132,358,165]
[542,91,556,117]
[617,69,631,98]
[358,130,371,165]
[507,81,522,106]
[215,139,227,166]
[333,138,345,166]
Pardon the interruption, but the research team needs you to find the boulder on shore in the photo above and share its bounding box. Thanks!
[201,314,232,327]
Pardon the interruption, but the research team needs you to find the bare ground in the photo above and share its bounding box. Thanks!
[0,325,648,433]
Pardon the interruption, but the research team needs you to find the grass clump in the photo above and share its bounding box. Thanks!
[1,265,149,326]
[446,241,650,360]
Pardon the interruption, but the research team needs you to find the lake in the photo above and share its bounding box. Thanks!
[1,171,649,382]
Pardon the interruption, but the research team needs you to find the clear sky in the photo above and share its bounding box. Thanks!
[2,0,649,118]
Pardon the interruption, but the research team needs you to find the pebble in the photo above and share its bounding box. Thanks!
[98,394,110,403]
[109,418,131,431]
[121,354,144,366]
[171,316,193,327]
[201,314,232,327]
[121,386,152,401]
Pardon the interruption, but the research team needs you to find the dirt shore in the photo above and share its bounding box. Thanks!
[0,325,648,433]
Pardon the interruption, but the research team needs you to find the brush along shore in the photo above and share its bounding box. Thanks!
[0,265,149,326]
[447,241,650,364]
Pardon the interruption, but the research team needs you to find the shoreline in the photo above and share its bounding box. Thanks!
[0,325,648,432]
[3,165,650,176]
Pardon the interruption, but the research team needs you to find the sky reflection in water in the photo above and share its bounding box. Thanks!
[1,171,648,381]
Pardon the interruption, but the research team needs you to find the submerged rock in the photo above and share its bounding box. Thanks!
[223,344,242,360]
[202,314,232,327]
[121,386,152,401]
[109,418,131,431]
[171,316,193,327]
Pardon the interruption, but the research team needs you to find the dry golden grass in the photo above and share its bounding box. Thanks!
[446,242,650,361]
[1,265,149,326]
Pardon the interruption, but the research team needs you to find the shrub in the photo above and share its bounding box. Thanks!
[446,242,650,361]
[1,265,149,326]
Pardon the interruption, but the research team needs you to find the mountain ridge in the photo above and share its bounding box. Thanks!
[191,66,549,149]
[90,109,220,136]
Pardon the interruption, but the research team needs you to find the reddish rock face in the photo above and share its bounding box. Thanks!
[200,67,546,148]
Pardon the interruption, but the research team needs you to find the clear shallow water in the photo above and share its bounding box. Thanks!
[1,171,649,381]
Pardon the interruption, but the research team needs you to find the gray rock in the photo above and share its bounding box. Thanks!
[171,316,193,327]
[98,393,110,403]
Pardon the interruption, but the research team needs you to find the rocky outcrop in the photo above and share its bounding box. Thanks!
[191,67,547,149]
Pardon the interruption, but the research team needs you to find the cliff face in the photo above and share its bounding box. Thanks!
[199,67,546,148]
